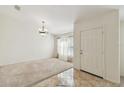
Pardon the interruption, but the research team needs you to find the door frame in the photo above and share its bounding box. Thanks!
[79,26,105,78]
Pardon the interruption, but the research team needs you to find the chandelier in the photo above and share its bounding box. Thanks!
[39,21,48,36]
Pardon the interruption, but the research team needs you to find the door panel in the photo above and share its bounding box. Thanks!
[80,28,103,77]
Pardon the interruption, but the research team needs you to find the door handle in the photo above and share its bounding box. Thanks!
[80,50,83,54]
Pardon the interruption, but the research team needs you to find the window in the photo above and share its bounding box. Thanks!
[57,36,73,62]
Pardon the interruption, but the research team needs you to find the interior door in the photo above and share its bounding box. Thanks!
[80,27,104,77]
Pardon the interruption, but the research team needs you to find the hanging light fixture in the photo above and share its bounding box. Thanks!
[14,5,21,11]
[39,21,48,36]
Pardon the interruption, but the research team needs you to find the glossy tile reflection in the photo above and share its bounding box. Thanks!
[33,68,122,87]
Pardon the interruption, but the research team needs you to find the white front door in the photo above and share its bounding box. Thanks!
[80,27,104,77]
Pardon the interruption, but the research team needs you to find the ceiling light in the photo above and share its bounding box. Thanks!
[39,21,48,36]
[14,5,21,11]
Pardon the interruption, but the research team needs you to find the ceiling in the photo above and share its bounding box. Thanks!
[0,5,124,34]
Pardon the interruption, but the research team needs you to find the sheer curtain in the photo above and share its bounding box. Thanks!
[57,36,73,62]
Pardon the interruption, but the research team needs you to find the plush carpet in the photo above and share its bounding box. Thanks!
[0,58,73,87]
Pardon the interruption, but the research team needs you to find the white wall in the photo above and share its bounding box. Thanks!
[120,21,124,76]
[0,13,54,65]
[74,10,120,83]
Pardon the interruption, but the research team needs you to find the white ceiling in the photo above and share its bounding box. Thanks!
[0,5,124,34]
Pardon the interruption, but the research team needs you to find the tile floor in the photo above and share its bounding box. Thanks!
[33,68,124,87]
